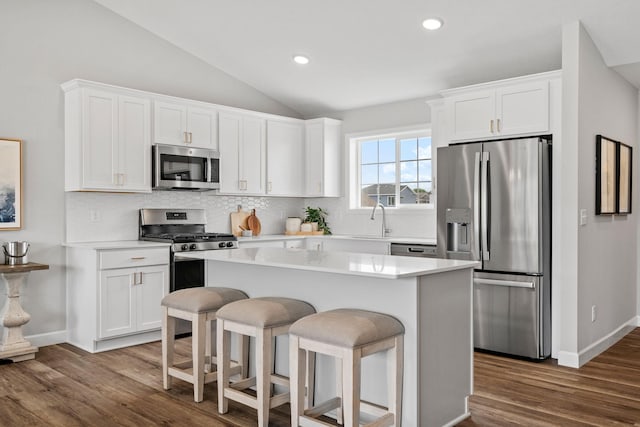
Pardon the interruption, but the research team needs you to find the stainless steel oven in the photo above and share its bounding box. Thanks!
[152,144,220,190]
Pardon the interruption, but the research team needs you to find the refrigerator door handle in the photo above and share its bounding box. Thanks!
[474,278,535,289]
[481,151,490,260]
[473,152,481,260]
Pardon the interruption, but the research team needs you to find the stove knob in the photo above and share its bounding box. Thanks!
[218,242,226,248]
[226,241,235,248]
[181,244,189,251]
[190,244,198,250]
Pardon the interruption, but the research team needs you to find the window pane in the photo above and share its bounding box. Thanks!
[378,163,395,183]
[400,161,417,183]
[379,138,395,163]
[398,183,415,205]
[416,182,432,204]
[400,138,418,161]
[361,140,378,164]
[418,137,431,159]
[361,164,378,185]
[361,185,378,207]
[418,160,432,182]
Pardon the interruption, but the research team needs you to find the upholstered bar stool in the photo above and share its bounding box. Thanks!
[216,297,316,427]
[161,287,249,402]
[289,308,405,427]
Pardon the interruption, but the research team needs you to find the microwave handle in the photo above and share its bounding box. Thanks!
[207,157,212,183]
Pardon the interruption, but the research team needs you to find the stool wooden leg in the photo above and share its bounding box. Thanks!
[193,313,206,402]
[289,335,306,427]
[306,349,315,409]
[217,319,231,414]
[205,318,214,372]
[256,326,273,427]
[239,334,250,379]
[161,306,175,390]
[335,354,343,424]
[389,335,404,426]
[342,348,361,427]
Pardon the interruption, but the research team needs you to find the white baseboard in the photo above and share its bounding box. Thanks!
[26,330,67,348]
[558,316,637,368]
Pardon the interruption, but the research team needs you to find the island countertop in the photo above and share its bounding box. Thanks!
[177,247,478,279]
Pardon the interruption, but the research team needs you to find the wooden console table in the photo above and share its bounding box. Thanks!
[0,263,49,362]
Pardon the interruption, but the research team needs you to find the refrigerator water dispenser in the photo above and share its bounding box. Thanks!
[446,208,471,254]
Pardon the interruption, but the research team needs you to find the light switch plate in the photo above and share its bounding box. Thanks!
[579,209,587,226]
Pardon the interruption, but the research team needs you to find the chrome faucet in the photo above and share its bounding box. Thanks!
[370,203,391,237]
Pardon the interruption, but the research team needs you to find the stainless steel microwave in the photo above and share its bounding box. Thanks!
[152,144,220,190]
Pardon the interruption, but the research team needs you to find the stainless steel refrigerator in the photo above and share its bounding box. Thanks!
[436,136,551,359]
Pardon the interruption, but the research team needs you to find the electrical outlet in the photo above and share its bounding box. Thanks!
[591,305,597,322]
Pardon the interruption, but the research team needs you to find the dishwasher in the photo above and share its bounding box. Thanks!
[389,243,438,258]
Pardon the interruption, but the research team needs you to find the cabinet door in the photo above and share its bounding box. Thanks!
[99,268,135,338]
[136,265,169,332]
[241,116,266,195]
[82,89,118,189]
[305,121,324,196]
[304,119,341,197]
[154,101,187,145]
[496,81,549,136]
[267,120,303,196]
[119,95,151,192]
[446,90,495,141]
[218,112,241,193]
[188,106,217,150]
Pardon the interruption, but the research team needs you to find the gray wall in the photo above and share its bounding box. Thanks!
[0,0,300,344]
[559,22,638,365]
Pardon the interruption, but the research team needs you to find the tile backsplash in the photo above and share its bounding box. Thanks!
[65,192,305,243]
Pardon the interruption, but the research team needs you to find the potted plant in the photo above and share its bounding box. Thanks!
[303,206,331,235]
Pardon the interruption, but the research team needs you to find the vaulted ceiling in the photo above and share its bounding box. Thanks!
[93,0,640,117]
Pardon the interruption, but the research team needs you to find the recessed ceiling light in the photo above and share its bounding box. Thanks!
[422,18,443,31]
[293,55,310,65]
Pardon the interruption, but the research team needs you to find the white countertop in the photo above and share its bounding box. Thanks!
[178,247,477,279]
[63,240,171,250]
[238,234,437,245]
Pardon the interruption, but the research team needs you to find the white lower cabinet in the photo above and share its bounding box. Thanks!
[99,265,167,339]
[66,245,169,353]
[305,238,390,254]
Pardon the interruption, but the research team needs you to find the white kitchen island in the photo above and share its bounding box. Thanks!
[178,247,478,427]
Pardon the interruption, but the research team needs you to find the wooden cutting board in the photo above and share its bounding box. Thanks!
[247,209,262,236]
[230,206,250,237]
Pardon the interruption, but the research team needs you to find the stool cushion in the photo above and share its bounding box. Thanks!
[161,287,248,313]
[289,308,404,348]
[216,297,316,328]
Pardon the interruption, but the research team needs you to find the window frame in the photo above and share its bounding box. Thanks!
[348,125,433,212]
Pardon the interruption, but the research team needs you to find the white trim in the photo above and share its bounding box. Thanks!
[557,316,638,368]
[25,330,67,348]
[344,123,430,141]
[443,410,471,427]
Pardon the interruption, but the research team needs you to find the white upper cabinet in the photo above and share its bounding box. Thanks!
[266,119,304,196]
[304,118,342,197]
[443,74,554,143]
[153,101,217,150]
[63,81,151,192]
[219,112,266,195]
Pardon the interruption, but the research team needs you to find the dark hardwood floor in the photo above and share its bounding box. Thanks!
[1,329,639,426]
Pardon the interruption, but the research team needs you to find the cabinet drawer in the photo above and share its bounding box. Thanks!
[99,247,169,270]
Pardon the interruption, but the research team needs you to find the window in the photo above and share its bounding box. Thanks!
[351,129,432,209]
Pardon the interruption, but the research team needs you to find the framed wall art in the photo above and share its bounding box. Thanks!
[596,135,617,215]
[617,142,632,214]
[595,134,633,215]
[0,138,22,230]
